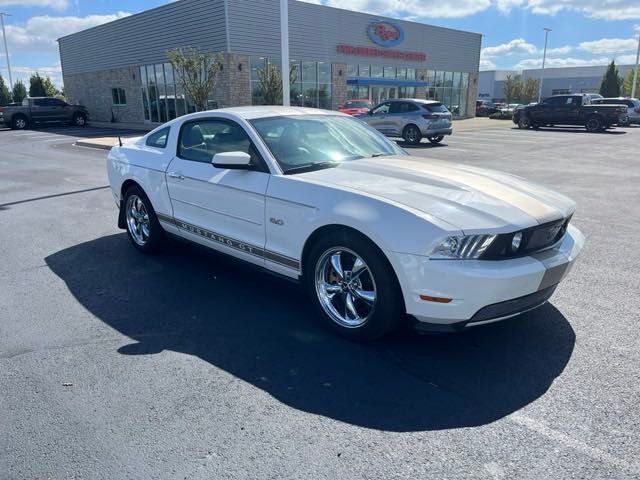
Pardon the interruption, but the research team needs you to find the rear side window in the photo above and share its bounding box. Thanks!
[390,102,419,113]
[422,103,449,113]
[146,127,170,149]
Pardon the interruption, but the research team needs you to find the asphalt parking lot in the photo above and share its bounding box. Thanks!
[1,121,639,479]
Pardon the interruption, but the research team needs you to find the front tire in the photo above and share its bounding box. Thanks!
[305,230,404,341]
[123,185,164,253]
[402,124,422,145]
[72,113,87,127]
[428,135,444,144]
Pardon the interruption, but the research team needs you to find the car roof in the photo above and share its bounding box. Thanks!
[391,98,442,104]
[177,106,348,121]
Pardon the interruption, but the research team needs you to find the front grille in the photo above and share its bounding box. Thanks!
[469,284,558,323]
[481,216,571,260]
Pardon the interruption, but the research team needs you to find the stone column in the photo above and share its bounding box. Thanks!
[332,62,347,110]
[415,68,428,99]
[466,72,479,117]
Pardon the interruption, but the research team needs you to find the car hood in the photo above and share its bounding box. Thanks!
[296,156,575,232]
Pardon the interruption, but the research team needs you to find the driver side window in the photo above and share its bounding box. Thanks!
[178,119,265,170]
[371,103,390,114]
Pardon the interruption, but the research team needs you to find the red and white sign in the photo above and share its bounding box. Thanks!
[336,44,426,62]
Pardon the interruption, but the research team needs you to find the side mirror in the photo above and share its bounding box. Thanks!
[368,110,373,115]
[212,151,252,169]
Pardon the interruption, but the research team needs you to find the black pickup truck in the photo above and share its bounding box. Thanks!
[0,97,89,130]
[513,94,626,132]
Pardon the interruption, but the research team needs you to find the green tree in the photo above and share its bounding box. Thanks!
[503,74,522,105]
[0,74,11,106]
[521,77,540,103]
[41,76,58,97]
[167,47,224,111]
[257,63,298,105]
[622,68,640,97]
[12,80,27,103]
[599,61,622,97]
[29,73,46,97]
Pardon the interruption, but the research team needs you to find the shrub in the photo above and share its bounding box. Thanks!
[489,111,513,120]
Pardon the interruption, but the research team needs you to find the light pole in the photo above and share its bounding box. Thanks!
[280,0,290,106]
[0,12,12,91]
[632,33,640,99]
[538,27,551,103]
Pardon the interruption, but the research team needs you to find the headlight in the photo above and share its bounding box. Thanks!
[430,234,497,260]
[511,232,523,252]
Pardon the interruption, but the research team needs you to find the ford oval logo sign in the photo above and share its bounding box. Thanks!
[367,21,404,47]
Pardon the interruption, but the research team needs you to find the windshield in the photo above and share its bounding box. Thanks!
[343,101,371,108]
[250,115,405,173]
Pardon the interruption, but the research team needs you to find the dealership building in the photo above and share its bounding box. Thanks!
[58,0,481,125]
[479,64,638,102]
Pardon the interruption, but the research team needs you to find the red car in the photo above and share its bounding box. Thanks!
[338,99,373,115]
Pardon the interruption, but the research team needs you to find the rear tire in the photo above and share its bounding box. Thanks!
[305,230,404,341]
[428,135,444,144]
[123,185,164,253]
[11,115,27,130]
[585,115,602,132]
[402,124,422,145]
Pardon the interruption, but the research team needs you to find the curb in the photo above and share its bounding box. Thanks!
[75,140,115,151]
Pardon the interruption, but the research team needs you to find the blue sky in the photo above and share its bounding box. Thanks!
[0,0,639,88]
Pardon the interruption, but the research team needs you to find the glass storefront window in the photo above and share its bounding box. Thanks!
[318,62,331,83]
[452,72,461,90]
[426,70,435,85]
[290,60,302,106]
[434,71,443,87]
[384,66,395,78]
[371,65,383,78]
[396,68,407,79]
[407,68,416,80]
[347,64,358,77]
[443,71,453,88]
[302,61,317,83]
[358,65,370,77]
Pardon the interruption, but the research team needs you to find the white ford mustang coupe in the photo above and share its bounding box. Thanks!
[107,106,584,340]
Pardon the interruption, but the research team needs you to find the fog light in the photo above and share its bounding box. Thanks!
[511,232,523,252]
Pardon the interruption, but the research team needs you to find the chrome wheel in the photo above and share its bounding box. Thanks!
[74,114,86,126]
[314,247,377,328]
[126,194,150,246]
[14,117,26,129]
[518,116,531,129]
[586,117,601,132]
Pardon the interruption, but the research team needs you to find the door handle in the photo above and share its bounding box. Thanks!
[167,171,184,180]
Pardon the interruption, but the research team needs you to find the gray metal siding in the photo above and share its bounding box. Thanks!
[59,0,226,75]
[227,0,480,72]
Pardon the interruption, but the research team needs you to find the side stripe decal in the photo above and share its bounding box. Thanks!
[156,213,301,271]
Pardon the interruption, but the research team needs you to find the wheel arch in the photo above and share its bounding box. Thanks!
[118,179,147,229]
[300,223,406,311]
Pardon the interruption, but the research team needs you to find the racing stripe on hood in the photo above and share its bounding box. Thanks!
[394,160,562,224]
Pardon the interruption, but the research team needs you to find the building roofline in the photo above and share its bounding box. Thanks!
[58,0,482,43]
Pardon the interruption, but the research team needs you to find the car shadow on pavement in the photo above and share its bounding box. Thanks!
[46,233,575,432]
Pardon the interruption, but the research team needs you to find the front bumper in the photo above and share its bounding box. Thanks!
[388,224,584,331]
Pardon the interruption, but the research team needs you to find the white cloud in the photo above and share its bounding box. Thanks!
[579,38,640,54]
[480,58,497,70]
[513,55,638,69]
[525,0,640,20]
[482,38,538,57]
[546,45,572,54]
[4,12,130,54]
[494,0,524,14]
[0,0,69,9]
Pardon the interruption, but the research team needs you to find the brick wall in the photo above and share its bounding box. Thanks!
[331,62,347,110]
[63,66,143,123]
[212,53,251,108]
